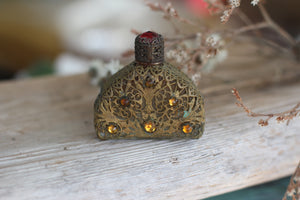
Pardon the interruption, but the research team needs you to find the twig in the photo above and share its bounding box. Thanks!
[145,1,196,26]
[233,22,269,35]
[282,161,300,200]
[258,4,296,46]
[123,0,298,76]
[235,9,262,37]
[232,88,300,126]
[164,34,198,48]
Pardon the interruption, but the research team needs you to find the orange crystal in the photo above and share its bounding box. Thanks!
[144,121,156,133]
[169,97,178,107]
[120,97,130,107]
[182,123,193,134]
[107,125,118,134]
[145,77,155,88]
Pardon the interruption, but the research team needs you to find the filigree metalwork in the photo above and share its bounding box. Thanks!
[94,31,204,139]
[94,62,205,139]
[135,31,164,64]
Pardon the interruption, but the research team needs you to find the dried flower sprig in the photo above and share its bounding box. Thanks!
[122,0,298,88]
[145,1,196,26]
[251,0,260,6]
[232,88,300,126]
[204,0,225,14]
[164,32,226,79]
[282,161,300,200]
[220,0,241,23]
[150,1,297,68]
[220,1,297,56]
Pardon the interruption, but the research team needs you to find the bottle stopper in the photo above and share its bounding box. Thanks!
[134,31,164,64]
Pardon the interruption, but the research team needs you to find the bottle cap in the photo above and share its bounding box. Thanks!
[135,31,164,64]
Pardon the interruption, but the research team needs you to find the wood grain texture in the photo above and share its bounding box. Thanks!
[0,54,300,200]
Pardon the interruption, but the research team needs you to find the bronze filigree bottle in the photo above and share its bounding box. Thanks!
[94,31,205,139]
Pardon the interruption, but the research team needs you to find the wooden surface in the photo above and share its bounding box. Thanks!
[0,52,300,199]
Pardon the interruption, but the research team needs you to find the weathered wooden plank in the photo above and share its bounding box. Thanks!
[0,71,299,200]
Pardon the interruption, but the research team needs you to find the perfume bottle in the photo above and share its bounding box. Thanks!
[94,31,205,139]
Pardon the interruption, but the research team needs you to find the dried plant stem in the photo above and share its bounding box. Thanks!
[165,34,197,47]
[258,4,296,46]
[224,4,298,57]
[234,22,269,35]
[233,5,295,44]
[145,1,196,26]
[235,9,262,37]
[232,88,300,126]
[282,161,300,200]
[124,0,298,78]
[255,37,292,54]
[232,22,291,54]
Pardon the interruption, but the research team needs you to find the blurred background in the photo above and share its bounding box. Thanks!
[0,0,175,80]
[0,0,299,199]
[0,0,299,80]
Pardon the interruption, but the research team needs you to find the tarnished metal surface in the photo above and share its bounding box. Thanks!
[94,31,204,139]
[134,31,164,64]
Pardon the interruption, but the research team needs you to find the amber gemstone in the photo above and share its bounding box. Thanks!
[145,77,155,88]
[107,125,118,134]
[120,97,130,107]
[144,121,156,133]
[169,97,178,107]
[182,123,193,134]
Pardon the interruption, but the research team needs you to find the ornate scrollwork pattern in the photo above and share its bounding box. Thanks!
[94,62,205,139]
[134,32,164,64]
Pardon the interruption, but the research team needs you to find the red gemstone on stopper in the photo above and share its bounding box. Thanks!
[135,31,164,64]
[140,31,158,39]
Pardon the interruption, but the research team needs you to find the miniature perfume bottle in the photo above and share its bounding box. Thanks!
[94,31,205,139]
